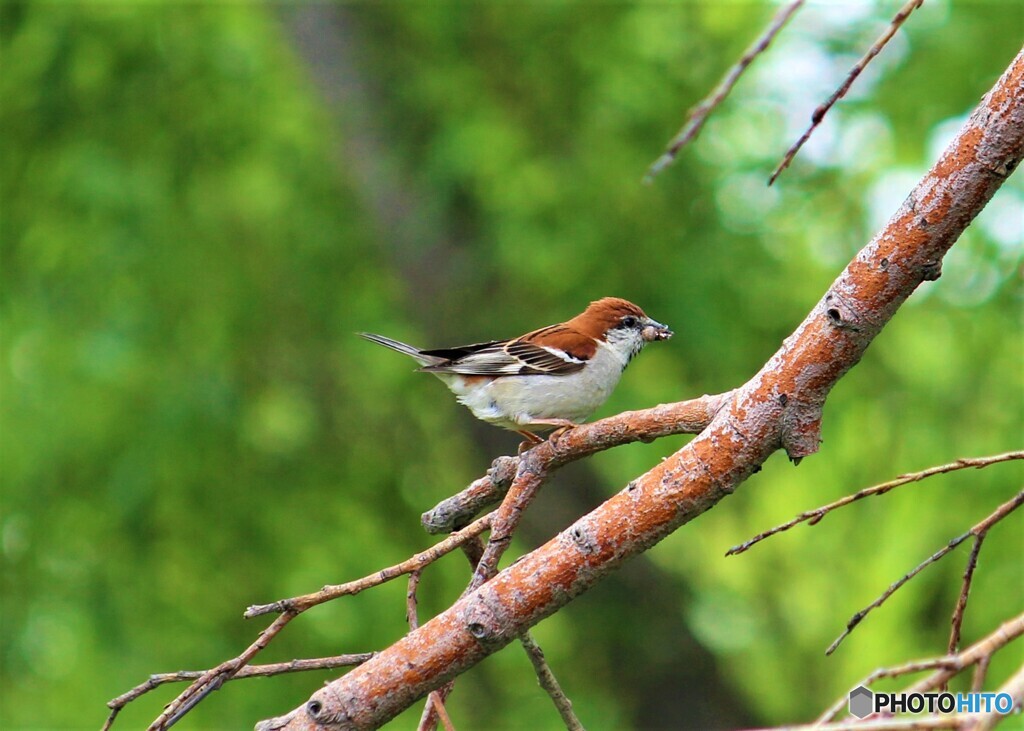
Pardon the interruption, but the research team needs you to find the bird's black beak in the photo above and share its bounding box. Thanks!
[642,319,673,342]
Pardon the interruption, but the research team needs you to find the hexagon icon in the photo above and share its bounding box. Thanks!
[849,686,873,719]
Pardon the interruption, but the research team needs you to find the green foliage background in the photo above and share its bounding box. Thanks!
[2,2,1021,729]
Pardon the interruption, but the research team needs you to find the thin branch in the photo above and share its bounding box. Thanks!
[645,0,805,181]
[948,534,985,655]
[145,611,294,730]
[468,463,546,590]
[826,490,1024,655]
[962,662,1024,731]
[423,456,518,534]
[405,570,456,731]
[905,612,1024,695]
[519,631,586,731]
[422,698,456,731]
[245,511,493,618]
[727,451,1024,556]
[826,532,972,656]
[407,569,423,630]
[769,0,925,185]
[971,655,991,695]
[816,612,1024,724]
[417,541,491,731]
[102,653,374,730]
[816,657,961,723]
[113,515,493,730]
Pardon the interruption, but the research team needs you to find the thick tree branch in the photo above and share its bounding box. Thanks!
[258,49,1024,730]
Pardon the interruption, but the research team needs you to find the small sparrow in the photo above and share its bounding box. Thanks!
[360,297,672,445]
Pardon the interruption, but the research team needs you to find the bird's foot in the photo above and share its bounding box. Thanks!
[516,430,545,455]
[530,419,579,448]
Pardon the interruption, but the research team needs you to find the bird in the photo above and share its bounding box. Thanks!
[360,297,672,446]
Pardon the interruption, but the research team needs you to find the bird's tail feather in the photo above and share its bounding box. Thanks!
[358,332,444,367]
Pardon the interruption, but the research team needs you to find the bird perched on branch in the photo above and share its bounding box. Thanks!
[360,297,672,446]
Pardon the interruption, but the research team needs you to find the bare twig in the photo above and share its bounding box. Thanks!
[964,662,1024,731]
[145,612,294,730]
[769,0,926,185]
[113,654,375,704]
[416,544,493,731]
[645,0,805,182]
[904,612,1024,695]
[102,653,374,731]
[245,511,493,618]
[113,515,493,730]
[827,534,972,656]
[418,684,456,731]
[971,655,991,695]
[948,534,985,655]
[519,631,586,731]
[816,612,1024,724]
[469,462,547,589]
[826,490,1024,655]
[816,657,961,723]
[727,451,1024,556]
[422,697,456,731]
[405,570,456,731]
[407,569,423,630]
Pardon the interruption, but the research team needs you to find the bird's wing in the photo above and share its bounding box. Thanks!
[420,332,591,377]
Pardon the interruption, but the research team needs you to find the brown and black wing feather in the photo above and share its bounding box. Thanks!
[419,326,592,377]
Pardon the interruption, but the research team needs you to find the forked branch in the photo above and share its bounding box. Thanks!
[814,612,1024,726]
[825,490,1024,655]
[258,46,1024,731]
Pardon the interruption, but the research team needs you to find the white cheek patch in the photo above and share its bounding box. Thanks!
[601,328,645,365]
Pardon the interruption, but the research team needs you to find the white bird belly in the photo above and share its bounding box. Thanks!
[438,344,627,431]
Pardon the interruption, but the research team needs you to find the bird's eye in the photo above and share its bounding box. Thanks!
[621,316,638,328]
